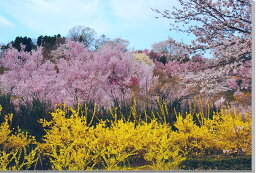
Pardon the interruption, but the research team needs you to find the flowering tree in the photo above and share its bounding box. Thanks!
[151,55,212,102]
[153,0,252,62]
[151,53,252,110]
[152,0,252,109]
[0,41,155,108]
[88,43,155,106]
[53,41,135,106]
[0,45,58,107]
[152,38,190,62]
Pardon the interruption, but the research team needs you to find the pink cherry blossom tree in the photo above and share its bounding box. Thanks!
[153,0,252,62]
[0,44,58,107]
[0,40,155,108]
[152,0,252,109]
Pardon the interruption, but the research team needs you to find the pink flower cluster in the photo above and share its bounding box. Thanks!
[0,41,155,107]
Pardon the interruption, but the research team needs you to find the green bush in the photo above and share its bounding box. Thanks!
[179,156,252,170]
[0,95,52,141]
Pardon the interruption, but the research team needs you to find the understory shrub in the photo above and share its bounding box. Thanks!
[0,101,252,170]
[179,156,252,170]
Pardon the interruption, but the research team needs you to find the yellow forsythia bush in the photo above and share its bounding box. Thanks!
[38,103,251,170]
[0,106,38,170]
[210,109,252,155]
[172,109,252,158]
[0,102,252,170]
[172,113,219,157]
[38,105,185,170]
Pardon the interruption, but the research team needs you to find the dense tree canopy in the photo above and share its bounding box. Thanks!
[0,1,252,112]
[0,41,155,107]
[11,36,34,52]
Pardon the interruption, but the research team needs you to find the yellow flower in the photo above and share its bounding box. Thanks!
[133,53,153,66]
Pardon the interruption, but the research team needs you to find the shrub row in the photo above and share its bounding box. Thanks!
[0,101,252,170]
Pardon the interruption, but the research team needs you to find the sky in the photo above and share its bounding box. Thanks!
[0,0,194,50]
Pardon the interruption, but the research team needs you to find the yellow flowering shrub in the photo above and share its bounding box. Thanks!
[0,105,38,170]
[210,109,252,155]
[172,109,252,158]
[172,113,221,157]
[38,106,97,170]
[91,120,185,170]
[136,120,185,170]
[38,105,186,170]
[0,101,252,170]
[0,113,12,146]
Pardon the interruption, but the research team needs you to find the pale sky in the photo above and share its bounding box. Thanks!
[0,0,194,50]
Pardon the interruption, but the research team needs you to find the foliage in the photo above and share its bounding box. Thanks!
[0,0,252,170]
[37,34,65,60]
[10,36,34,52]
[173,109,252,158]
[0,94,16,121]
[0,95,52,141]
[0,108,38,170]
[38,104,185,170]
[36,102,251,170]
[0,101,252,170]
[179,156,251,170]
